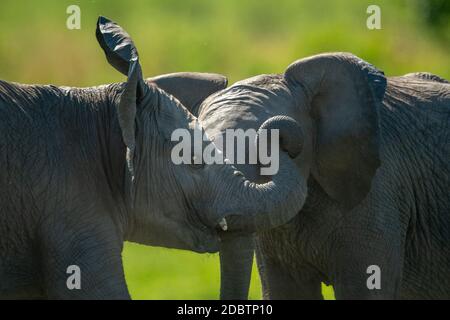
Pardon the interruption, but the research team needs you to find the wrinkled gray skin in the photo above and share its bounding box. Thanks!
[198,53,450,299]
[0,17,306,299]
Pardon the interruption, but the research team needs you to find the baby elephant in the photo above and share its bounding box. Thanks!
[0,17,306,299]
[198,53,450,299]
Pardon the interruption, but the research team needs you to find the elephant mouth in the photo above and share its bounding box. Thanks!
[189,214,221,254]
[191,227,220,253]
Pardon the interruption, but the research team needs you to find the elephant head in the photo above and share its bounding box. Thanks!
[198,52,387,298]
[96,17,307,298]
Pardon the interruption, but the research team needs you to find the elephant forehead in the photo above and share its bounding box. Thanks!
[199,89,270,137]
[234,73,284,87]
[199,80,297,136]
[203,86,294,115]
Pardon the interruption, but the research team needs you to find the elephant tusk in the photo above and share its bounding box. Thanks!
[233,170,244,177]
[219,218,228,231]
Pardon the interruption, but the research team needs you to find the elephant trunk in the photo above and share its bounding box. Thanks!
[214,116,306,300]
[219,232,254,300]
[211,115,307,233]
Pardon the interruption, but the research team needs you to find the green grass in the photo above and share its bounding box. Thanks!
[123,242,335,300]
[0,0,447,299]
[0,0,448,86]
[122,242,258,300]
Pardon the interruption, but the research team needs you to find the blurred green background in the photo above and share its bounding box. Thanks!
[0,0,448,299]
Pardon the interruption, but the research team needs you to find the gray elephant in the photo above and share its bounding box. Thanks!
[0,17,306,299]
[198,53,450,299]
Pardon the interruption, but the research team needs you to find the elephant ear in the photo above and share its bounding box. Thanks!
[96,16,147,195]
[148,72,228,115]
[285,53,387,209]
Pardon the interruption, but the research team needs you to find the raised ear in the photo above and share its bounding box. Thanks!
[285,53,387,209]
[148,72,228,115]
[96,16,138,75]
[96,16,147,191]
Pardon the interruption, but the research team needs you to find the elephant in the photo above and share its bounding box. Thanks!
[0,17,307,299]
[197,53,450,299]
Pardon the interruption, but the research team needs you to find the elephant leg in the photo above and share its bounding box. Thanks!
[329,229,403,300]
[40,216,130,299]
[255,247,322,300]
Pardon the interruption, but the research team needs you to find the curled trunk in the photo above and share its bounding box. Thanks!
[209,116,307,233]
[214,116,307,300]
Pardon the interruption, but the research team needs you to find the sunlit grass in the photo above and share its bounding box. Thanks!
[0,0,448,86]
[123,242,263,300]
[123,242,335,300]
